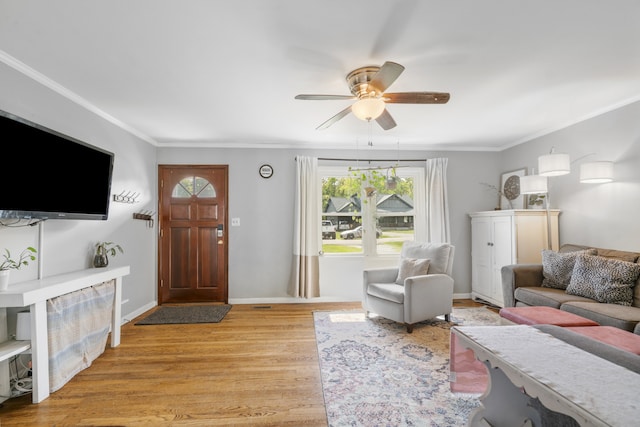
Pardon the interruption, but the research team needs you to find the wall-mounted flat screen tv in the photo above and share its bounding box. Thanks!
[0,109,114,220]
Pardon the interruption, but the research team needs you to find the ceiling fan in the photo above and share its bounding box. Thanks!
[295,61,450,131]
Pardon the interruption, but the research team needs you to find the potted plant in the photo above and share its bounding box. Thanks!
[0,247,37,290]
[385,167,398,190]
[93,241,124,268]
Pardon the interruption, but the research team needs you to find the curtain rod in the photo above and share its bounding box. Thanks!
[296,157,427,162]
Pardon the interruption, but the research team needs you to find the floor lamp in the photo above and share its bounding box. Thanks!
[519,174,552,250]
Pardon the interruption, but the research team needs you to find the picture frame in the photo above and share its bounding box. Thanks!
[500,168,526,209]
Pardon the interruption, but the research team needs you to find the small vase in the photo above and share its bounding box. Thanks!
[0,270,10,291]
[93,254,109,268]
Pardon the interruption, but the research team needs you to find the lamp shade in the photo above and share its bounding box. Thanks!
[519,175,548,194]
[352,98,385,121]
[538,153,570,176]
[580,161,613,183]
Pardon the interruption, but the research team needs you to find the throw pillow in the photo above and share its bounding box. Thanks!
[566,254,640,306]
[400,242,452,274]
[541,249,597,290]
[395,258,431,285]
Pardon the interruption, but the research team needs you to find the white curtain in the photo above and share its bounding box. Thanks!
[426,158,451,243]
[288,156,321,298]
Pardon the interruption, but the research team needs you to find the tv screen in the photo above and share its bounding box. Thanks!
[0,110,114,221]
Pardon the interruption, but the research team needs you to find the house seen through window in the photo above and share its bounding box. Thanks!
[320,165,422,255]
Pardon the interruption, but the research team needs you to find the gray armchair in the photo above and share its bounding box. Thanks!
[363,242,455,333]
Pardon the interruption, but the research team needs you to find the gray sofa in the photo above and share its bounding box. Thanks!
[501,244,640,334]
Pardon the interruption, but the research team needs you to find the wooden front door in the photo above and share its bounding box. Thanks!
[158,165,228,304]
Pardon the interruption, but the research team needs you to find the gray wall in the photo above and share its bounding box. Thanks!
[0,62,158,320]
[157,148,502,302]
[501,101,640,252]
[2,54,638,320]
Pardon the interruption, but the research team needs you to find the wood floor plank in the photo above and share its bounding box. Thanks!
[0,300,487,426]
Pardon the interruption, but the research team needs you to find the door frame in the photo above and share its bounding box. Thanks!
[157,164,229,304]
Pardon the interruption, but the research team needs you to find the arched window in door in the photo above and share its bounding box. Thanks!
[171,176,217,198]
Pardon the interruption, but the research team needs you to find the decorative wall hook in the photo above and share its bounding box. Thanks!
[133,210,155,228]
[113,191,140,204]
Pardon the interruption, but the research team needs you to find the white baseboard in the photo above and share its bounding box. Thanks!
[122,301,157,324]
[454,292,472,300]
[229,296,362,305]
[230,293,474,306]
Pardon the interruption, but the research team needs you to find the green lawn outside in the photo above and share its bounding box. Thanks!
[322,244,362,253]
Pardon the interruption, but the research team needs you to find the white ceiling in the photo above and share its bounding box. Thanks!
[2,0,640,151]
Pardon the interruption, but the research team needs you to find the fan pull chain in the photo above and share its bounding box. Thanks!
[367,120,373,146]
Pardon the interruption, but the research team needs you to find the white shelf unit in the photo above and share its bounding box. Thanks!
[469,210,559,307]
[0,266,129,403]
[0,340,31,362]
[0,327,31,403]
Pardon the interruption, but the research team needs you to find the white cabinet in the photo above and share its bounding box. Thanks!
[469,210,560,307]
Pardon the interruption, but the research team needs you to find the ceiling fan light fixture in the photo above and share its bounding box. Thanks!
[352,98,385,121]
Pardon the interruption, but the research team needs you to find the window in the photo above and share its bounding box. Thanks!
[320,165,424,256]
[171,176,216,198]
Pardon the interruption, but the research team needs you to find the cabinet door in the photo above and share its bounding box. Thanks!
[491,216,513,305]
[471,217,493,297]
[514,215,546,263]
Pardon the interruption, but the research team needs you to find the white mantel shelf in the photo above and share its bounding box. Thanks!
[0,266,130,403]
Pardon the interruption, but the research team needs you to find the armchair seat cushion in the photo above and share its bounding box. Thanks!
[367,283,405,304]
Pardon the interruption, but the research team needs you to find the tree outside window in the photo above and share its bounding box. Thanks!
[320,165,420,255]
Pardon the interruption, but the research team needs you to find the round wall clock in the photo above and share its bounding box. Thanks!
[259,164,273,179]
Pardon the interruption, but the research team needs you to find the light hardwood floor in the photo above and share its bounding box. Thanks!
[0,300,488,426]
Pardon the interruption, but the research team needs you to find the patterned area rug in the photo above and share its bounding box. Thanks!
[313,307,504,427]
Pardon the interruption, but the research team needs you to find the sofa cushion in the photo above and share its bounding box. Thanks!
[559,244,640,263]
[401,242,451,275]
[566,254,640,306]
[561,301,640,332]
[595,248,640,263]
[558,244,592,254]
[541,249,597,290]
[395,258,430,285]
[514,286,595,308]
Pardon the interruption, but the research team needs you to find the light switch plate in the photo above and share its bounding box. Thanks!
[231,218,240,226]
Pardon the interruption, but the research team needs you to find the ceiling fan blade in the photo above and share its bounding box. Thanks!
[295,94,356,100]
[375,108,397,130]
[316,105,352,130]
[383,92,450,104]
[368,61,405,93]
